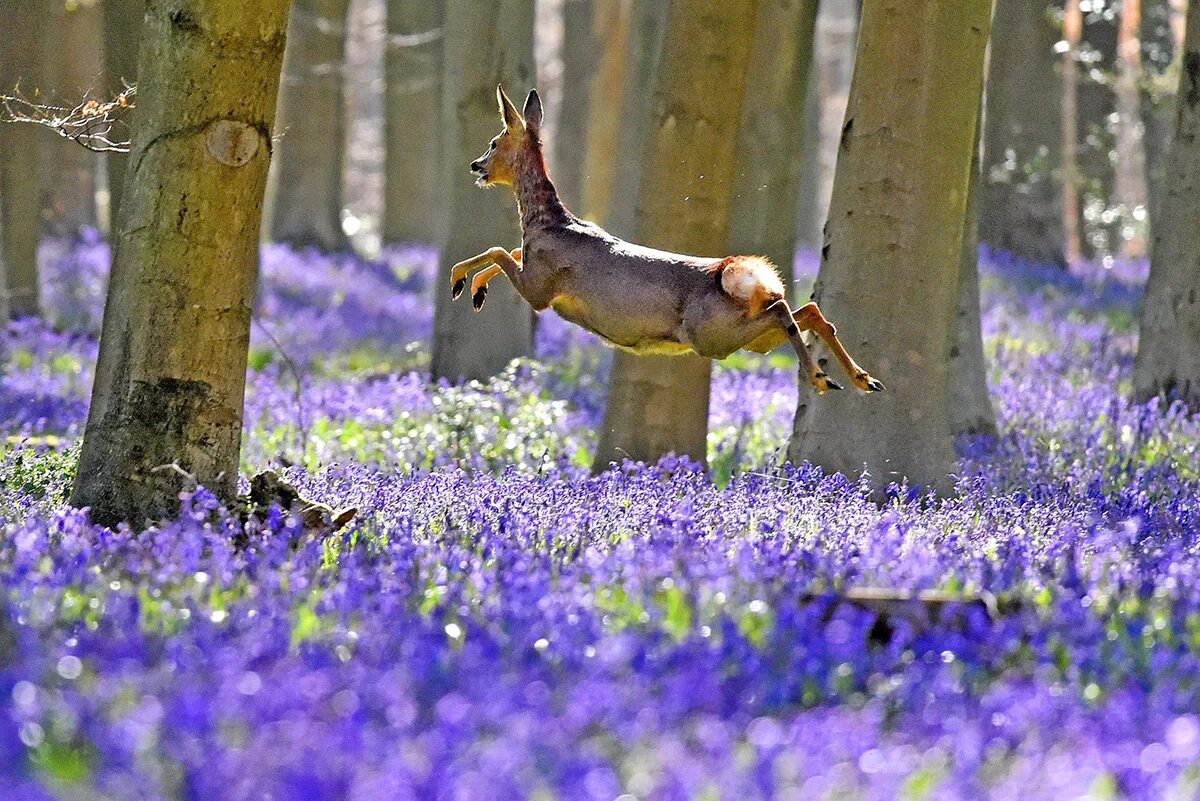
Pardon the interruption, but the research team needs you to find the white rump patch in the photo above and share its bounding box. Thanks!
[720,256,785,300]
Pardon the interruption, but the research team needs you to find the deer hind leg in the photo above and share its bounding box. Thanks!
[449,247,521,301]
[792,302,885,392]
[763,299,843,394]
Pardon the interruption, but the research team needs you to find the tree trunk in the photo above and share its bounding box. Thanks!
[789,0,992,496]
[601,0,669,237]
[979,0,1066,266]
[1062,0,1084,267]
[0,0,47,319]
[71,0,290,528]
[579,0,631,224]
[1140,0,1185,231]
[795,0,859,252]
[1114,0,1149,259]
[381,0,444,244]
[593,0,761,471]
[101,0,143,236]
[430,0,535,382]
[41,0,102,236]
[1074,4,1121,262]
[265,0,350,250]
[1134,0,1200,409]
[729,0,819,289]
[951,103,997,441]
[551,0,597,212]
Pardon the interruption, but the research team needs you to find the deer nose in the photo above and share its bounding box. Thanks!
[470,160,485,173]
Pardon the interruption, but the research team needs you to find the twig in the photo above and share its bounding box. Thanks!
[0,83,136,153]
[251,317,310,460]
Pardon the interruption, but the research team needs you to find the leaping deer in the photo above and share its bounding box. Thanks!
[449,86,885,396]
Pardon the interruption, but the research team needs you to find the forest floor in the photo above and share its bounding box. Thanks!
[2,236,1199,799]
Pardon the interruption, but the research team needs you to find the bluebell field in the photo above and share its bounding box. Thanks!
[2,233,1200,799]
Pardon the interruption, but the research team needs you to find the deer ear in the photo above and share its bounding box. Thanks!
[522,89,543,134]
[497,85,523,130]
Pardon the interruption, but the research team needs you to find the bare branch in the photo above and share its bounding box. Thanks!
[0,83,136,153]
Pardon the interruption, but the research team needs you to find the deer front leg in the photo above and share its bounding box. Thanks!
[793,303,885,392]
[470,248,521,311]
[449,247,521,301]
[764,300,843,394]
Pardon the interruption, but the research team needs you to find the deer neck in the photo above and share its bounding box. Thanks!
[513,146,569,233]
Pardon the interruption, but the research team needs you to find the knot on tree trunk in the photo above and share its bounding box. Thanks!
[205,119,260,167]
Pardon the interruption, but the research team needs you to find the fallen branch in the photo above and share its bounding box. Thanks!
[0,84,136,153]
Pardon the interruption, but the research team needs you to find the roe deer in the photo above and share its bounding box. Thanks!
[449,86,885,395]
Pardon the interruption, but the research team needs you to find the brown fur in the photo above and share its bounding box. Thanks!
[451,86,885,396]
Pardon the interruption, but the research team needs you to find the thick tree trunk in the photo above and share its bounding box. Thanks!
[101,0,143,236]
[550,0,597,212]
[1134,0,1200,409]
[951,106,997,441]
[381,0,444,244]
[41,0,102,236]
[71,0,290,528]
[601,0,669,238]
[789,0,992,496]
[0,0,46,319]
[266,0,350,250]
[431,0,535,382]
[729,0,819,289]
[593,0,761,471]
[579,0,631,224]
[979,0,1065,266]
[1140,0,1185,231]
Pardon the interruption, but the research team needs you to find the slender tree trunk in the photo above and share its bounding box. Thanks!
[71,0,290,528]
[1075,5,1121,261]
[0,0,47,319]
[265,0,350,250]
[382,0,444,244]
[431,0,535,382]
[789,0,992,496]
[551,0,597,212]
[729,0,819,290]
[101,0,143,237]
[579,0,631,224]
[951,103,997,441]
[1134,0,1200,409]
[1114,0,1149,259]
[41,0,102,236]
[601,0,669,238]
[795,0,859,253]
[1062,0,1084,267]
[979,0,1065,266]
[593,0,761,471]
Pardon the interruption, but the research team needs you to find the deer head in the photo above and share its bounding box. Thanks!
[470,85,543,188]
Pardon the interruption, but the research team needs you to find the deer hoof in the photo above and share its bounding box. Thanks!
[866,378,885,392]
[452,278,466,300]
[813,372,842,393]
[472,286,488,311]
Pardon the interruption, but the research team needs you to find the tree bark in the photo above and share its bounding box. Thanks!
[0,0,47,319]
[1134,0,1200,409]
[979,0,1066,266]
[1140,0,1185,232]
[71,0,290,528]
[601,0,669,238]
[1114,0,1149,259]
[551,0,598,213]
[381,0,444,244]
[729,0,819,289]
[101,0,143,236]
[593,0,761,471]
[789,0,992,496]
[578,0,631,224]
[265,0,350,250]
[951,103,997,441]
[430,0,535,382]
[41,0,103,236]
